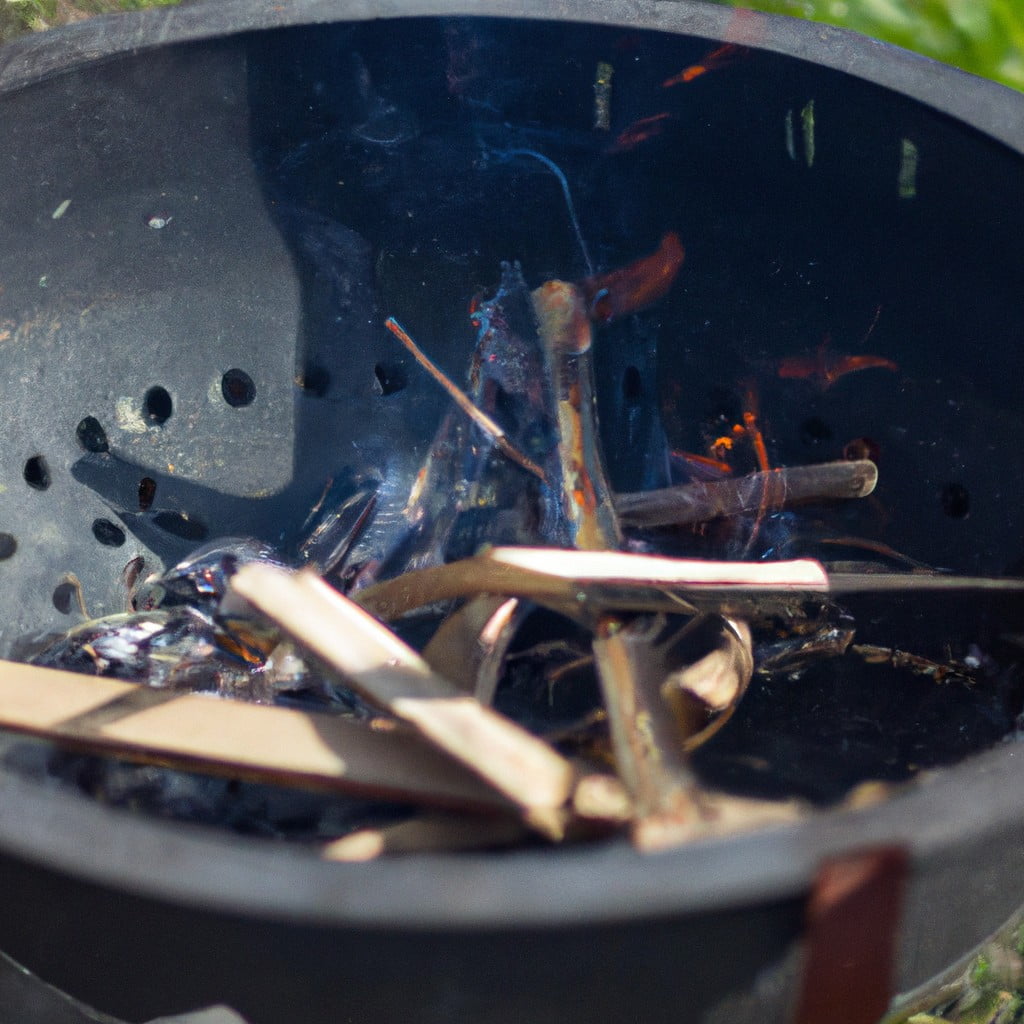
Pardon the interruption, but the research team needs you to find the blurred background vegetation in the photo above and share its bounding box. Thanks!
[721,0,1024,90]
[0,0,1023,90]
[0,0,177,41]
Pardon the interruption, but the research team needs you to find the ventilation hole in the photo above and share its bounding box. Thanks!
[0,533,16,560]
[297,365,330,397]
[121,554,146,593]
[143,386,173,425]
[52,581,76,614]
[92,518,126,547]
[843,436,881,463]
[373,362,407,396]
[798,417,832,446]
[941,482,970,519]
[221,368,256,407]
[152,510,208,542]
[76,416,109,453]
[138,477,156,511]
[23,455,51,491]
[621,365,643,405]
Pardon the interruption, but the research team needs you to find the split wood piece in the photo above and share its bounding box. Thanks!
[590,614,749,843]
[614,459,878,529]
[421,595,524,703]
[355,546,830,623]
[592,614,801,851]
[531,279,621,550]
[0,659,513,811]
[321,811,529,861]
[231,564,576,830]
[591,613,703,847]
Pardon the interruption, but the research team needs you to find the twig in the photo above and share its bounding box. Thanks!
[384,317,547,482]
[614,459,878,528]
[591,614,706,826]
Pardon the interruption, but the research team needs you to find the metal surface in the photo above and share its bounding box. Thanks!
[0,0,1021,151]
[0,3,1022,1023]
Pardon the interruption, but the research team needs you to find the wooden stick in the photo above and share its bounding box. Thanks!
[355,546,830,621]
[592,615,701,818]
[0,659,512,811]
[384,317,547,483]
[231,564,575,827]
[828,572,1024,594]
[531,280,621,549]
[591,613,799,852]
[614,459,878,528]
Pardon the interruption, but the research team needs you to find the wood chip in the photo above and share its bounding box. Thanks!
[571,772,633,824]
[632,790,804,851]
[668,618,753,712]
[421,595,522,702]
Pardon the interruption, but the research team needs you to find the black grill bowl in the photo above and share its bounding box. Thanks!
[1,3,1024,1022]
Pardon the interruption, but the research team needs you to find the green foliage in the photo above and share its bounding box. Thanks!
[970,952,994,988]
[3,0,179,34]
[720,0,1024,91]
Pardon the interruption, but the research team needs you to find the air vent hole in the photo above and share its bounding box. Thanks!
[52,581,77,615]
[92,518,126,547]
[138,477,156,511]
[76,416,109,453]
[24,455,51,491]
[221,369,256,407]
[143,386,173,426]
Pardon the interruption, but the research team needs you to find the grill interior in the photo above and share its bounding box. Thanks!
[0,16,1023,818]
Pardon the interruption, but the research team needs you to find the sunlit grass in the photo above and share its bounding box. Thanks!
[3,0,178,35]
[719,0,1024,91]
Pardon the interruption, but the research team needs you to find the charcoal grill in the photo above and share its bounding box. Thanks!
[1,2,1024,1022]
